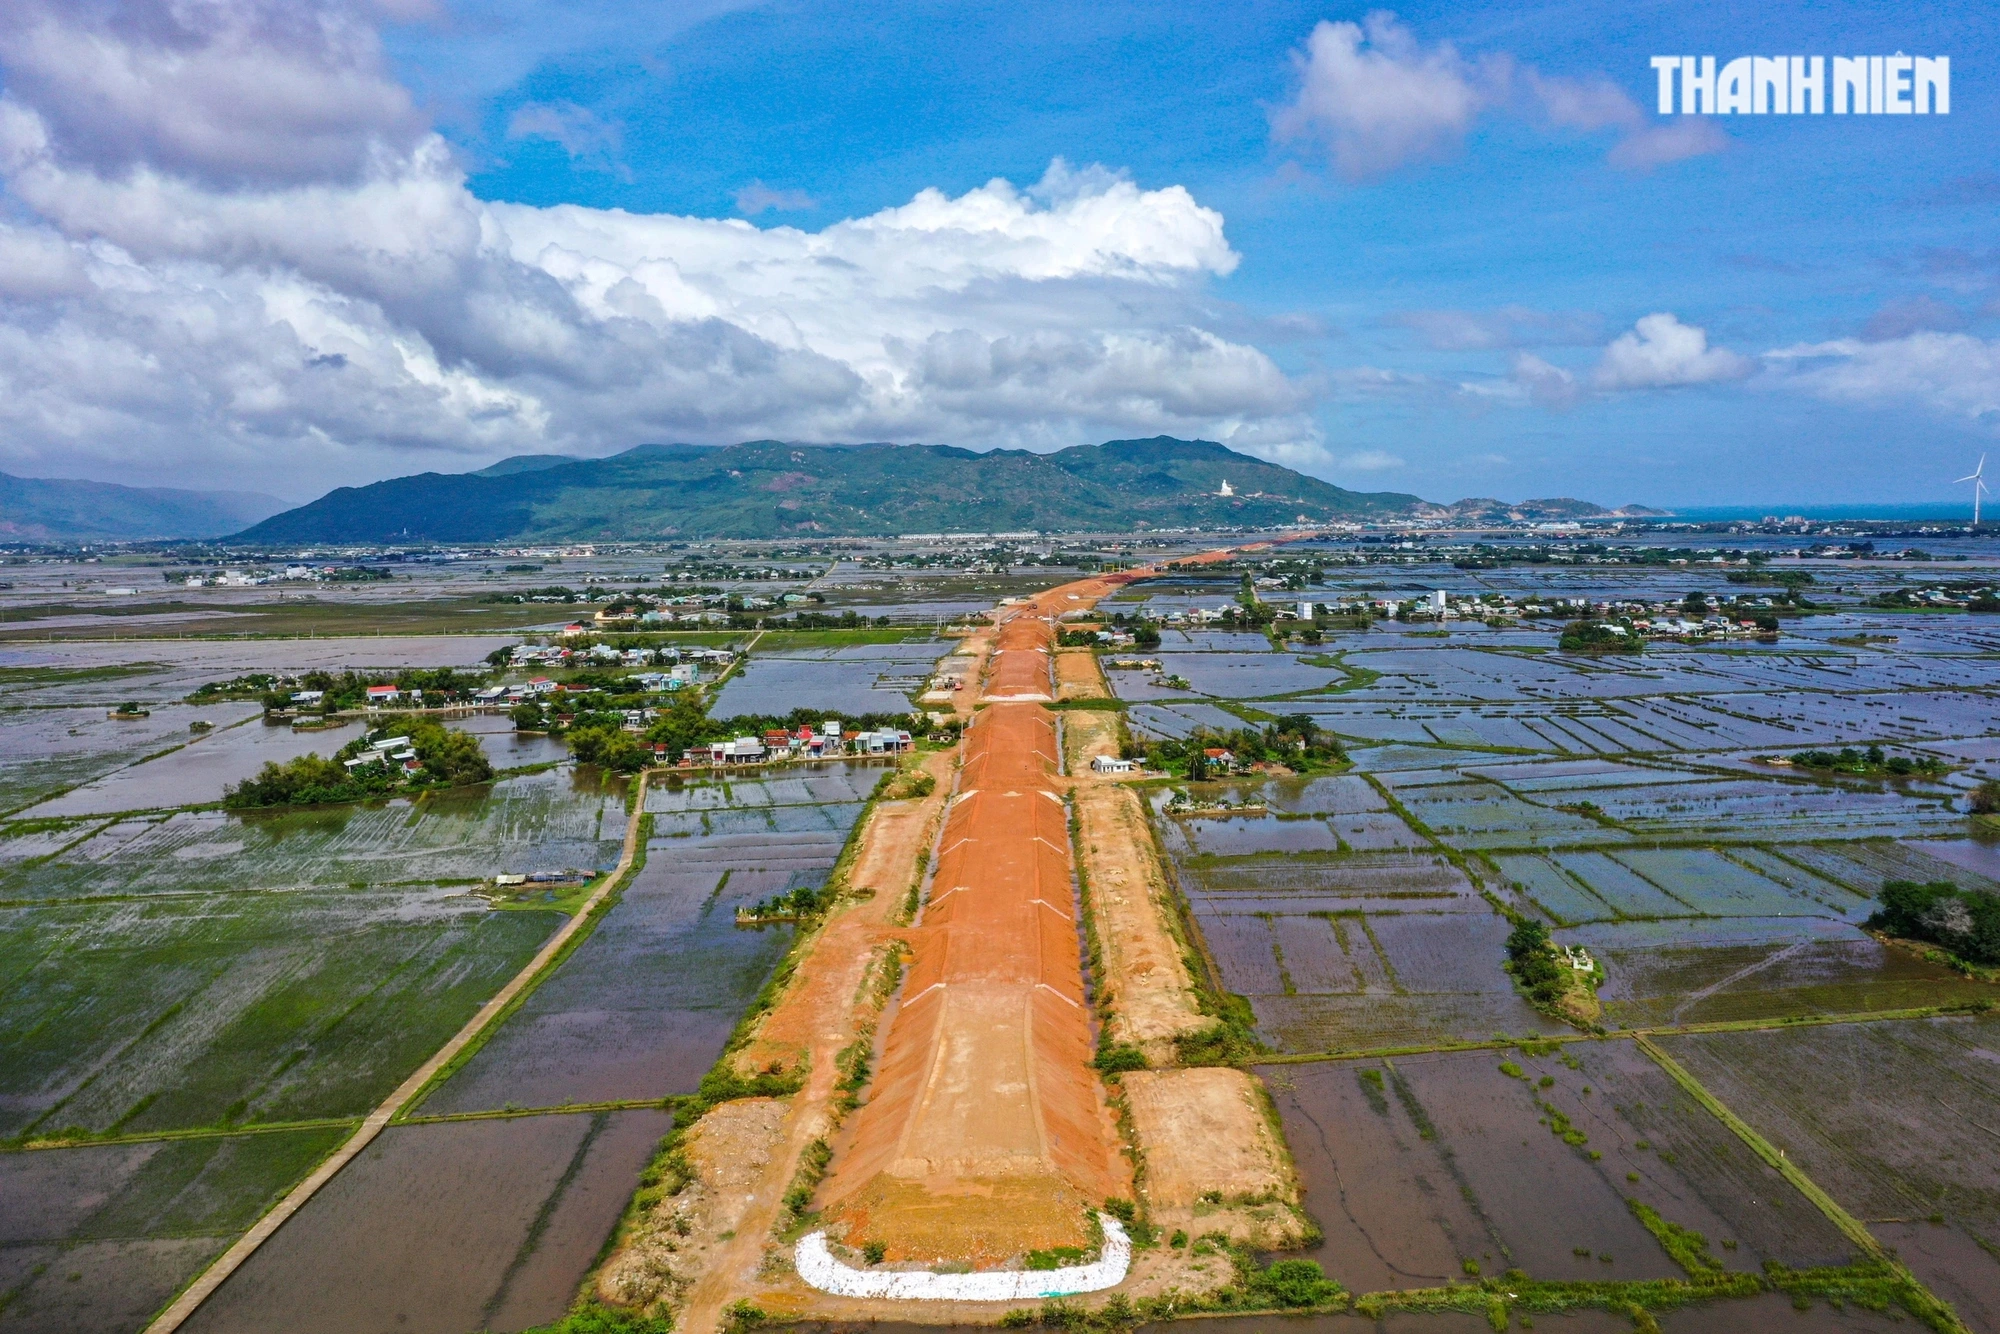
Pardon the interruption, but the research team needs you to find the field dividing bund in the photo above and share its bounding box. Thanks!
[141,772,653,1334]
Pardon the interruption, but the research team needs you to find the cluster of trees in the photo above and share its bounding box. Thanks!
[247,667,491,716]
[225,718,493,808]
[1789,745,1948,778]
[189,673,280,702]
[1558,620,1643,654]
[1869,583,2000,612]
[1129,716,1345,779]
[1099,611,1163,648]
[1504,918,1569,1008]
[738,884,833,922]
[534,684,918,773]
[1869,879,2000,966]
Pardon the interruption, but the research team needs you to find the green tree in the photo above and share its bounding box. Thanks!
[1971,780,2000,815]
[568,725,649,772]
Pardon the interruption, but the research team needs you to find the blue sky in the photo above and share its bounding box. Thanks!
[0,0,1992,507]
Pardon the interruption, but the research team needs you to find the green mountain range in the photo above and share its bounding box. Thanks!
[234,438,1430,543]
[0,472,288,542]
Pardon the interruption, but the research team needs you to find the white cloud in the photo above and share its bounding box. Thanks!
[734,181,815,215]
[0,0,422,187]
[1524,70,1727,170]
[1271,14,1489,180]
[0,8,1325,492]
[1509,352,1580,408]
[1337,449,1404,471]
[506,101,624,173]
[1591,313,1751,390]
[1765,333,2000,425]
[1482,314,1748,407]
[1272,12,1724,179]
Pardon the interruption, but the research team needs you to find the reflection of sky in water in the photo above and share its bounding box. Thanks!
[713,642,944,718]
[21,713,358,817]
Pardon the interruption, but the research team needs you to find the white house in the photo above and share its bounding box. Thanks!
[708,737,767,764]
[1091,755,1138,774]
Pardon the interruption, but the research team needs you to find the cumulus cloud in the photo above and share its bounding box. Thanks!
[1591,313,1752,390]
[0,5,1323,491]
[1486,314,1749,406]
[1272,12,1724,179]
[1270,14,1490,180]
[1336,449,1403,471]
[1765,333,2000,425]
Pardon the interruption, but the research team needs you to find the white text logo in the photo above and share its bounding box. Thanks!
[1649,56,1948,114]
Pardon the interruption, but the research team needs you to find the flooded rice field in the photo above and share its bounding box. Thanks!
[8,549,2000,1332]
[0,889,556,1137]
[180,1110,671,1334]
[1261,1039,1853,1293]
[0,701,263,816]
[0,1125,347,1334]
[1659,1015,2000,1331]
[712,638,945,717]
[1,767,628,901]
[20,715,365,818]
[420,767,865,1112]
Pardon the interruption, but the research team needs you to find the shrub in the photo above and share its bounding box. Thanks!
[1246,1258,1343,1308]
[1094,1043,1147,1074]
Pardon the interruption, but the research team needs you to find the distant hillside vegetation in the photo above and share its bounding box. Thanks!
[233,438,1429,543]
[0,472,289,542]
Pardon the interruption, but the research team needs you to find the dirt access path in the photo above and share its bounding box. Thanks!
[144,772,654,1334]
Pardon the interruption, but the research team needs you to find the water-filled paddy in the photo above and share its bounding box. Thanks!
[711,640,944,717]
[180,1110,671,1334]
[1260,1040,1851,1295]
[0,767,628,901]
[0,1124,347,1333]
[0,889,558,1137]
[0,701,263,816]
[20,715,365,818]
[1660,1015,2000,1331]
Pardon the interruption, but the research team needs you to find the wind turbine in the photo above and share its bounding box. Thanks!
[1957,454,1990,527]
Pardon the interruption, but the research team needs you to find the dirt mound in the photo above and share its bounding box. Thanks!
[817,700,1128,1263]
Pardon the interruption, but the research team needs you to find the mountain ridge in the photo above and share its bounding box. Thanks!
[0,472,289,542]
[234,438,1429,542]
[230,438,1664,543]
